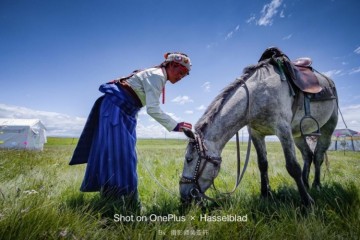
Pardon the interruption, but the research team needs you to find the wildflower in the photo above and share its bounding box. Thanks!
[23,190,38,195]
[21,208,30,213]
[59,229,68,237]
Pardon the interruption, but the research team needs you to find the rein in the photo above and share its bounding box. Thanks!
[180,79,252,202]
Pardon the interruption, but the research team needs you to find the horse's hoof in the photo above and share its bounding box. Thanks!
[260,189,273,199]
[302,195,315,207]
[312,183,322,192]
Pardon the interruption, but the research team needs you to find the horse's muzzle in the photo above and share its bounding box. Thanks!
[180,184,203,206]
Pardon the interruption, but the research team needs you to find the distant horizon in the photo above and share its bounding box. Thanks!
[1,115,359,140]
[43,133,280,142]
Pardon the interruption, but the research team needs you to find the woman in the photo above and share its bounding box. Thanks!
[69,52,192,205]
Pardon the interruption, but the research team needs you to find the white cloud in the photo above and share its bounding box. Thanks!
[134,123,164,138]
[246,14,256,24]
[257,0,283,26]
[0,103,189,139]
[135,123,185,139]
[322,69,342,77]
[165,112,181,122]
[171,95,194,105]
[148,117,156,122]
[0,103,85,137]
[354,46,360,54]
[225,31,233,40]
[138,108,147,115]
[337,104,360,130]
[197,105,206,111]
[185,110,193,114]
[282,34,292,40]
[349,66,360,75]
[279,9,285,18]
[206,42,218,49]
[201,82,211,92]
[225,25,240,40]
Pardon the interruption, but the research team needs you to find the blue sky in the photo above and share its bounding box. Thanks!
[1,0,359,138]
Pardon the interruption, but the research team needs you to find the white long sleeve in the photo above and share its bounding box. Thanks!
[126,67,178,131]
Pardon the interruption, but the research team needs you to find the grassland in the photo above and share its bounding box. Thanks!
[0,137,359,239]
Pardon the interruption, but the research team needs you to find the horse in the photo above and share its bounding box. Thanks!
[179,49,338,206]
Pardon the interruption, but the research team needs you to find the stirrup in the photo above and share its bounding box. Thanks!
[300,115,321,137]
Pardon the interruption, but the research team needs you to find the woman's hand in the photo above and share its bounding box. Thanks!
[173,122,192,132]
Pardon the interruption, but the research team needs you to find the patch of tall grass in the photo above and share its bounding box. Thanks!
[0,137,359,239]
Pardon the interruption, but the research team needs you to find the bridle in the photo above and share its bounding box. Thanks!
[179,132,222,201]
[179,79,252,203]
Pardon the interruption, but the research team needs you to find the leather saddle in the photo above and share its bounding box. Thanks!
[259,47,322,94]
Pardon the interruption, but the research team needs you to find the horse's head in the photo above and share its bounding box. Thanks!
[179,128,222,206]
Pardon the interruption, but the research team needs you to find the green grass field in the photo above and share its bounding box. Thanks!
[0,137,359,239]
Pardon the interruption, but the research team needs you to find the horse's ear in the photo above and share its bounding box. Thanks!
[182,127,195,139]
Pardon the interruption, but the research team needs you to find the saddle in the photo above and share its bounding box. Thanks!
[259,47,326,137]
[259,47,322,94]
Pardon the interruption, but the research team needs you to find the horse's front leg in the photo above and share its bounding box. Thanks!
[277,125,314,206]
[251,131,271,198]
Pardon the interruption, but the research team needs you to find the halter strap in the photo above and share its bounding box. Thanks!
[179,132,222,186]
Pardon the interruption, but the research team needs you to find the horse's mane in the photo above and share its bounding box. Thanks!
[195,59,271,133]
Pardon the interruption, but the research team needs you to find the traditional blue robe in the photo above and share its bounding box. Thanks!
[69,83,141,196]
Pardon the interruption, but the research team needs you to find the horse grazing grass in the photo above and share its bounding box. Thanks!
[180,53,338,207]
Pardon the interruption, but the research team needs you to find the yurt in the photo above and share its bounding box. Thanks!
[0,118,47,150]
[328,128,360,151]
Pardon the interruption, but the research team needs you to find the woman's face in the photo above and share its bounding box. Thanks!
[166,62,189,84]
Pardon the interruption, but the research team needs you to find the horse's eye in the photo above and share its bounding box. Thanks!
[186,157,193,163]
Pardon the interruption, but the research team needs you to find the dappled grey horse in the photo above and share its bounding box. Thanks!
[180,48,338,206]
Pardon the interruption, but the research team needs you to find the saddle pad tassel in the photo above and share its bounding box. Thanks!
[162,86,165,104]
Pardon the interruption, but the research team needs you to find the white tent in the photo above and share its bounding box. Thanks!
[328,128,360,152]
[0,118,47,150]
